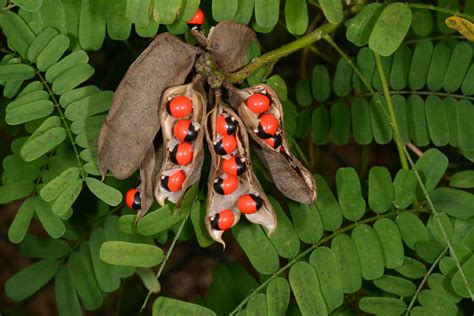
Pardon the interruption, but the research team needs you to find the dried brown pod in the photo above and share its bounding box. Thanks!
[154,76,207,206]
[205,92,277,248]
[208,20,258,73]
[98,33,197,179]
[228,84,317,205]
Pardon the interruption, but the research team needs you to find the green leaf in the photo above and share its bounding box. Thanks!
[153,0,182,24]
[284,0,308,35]
[353,47,375,93]
[52,179,82,216]
[136,20,159,37]
[311,65,330,102]
[12,0,43,11]
[65,91,113,120]
[247,293,267,315]
[345,3,383,47]
[5,259,59,301]
[205,264,238,314]
[59,85,99,108]
[268,197,300,258]
[78,0,106,51]
[336,167,366,221]
[289,262,328,316]
[368,167,393,213]
[331,234,362,294]
[419,289,459,315]
[314,174,343,231]
[309,247,344,312]
[395,257,426,279]
[39,0,67,34]
[45,50,89,83]
[457,99,474,150]
[52,63,95,95]
[368,3,412,56]
[254,0,279,28]
[153,297,216,316]
[443,42,472,93]
[372,54,392,92]
[450,171,474,189]
[20,126,66,161]
[106,0,131,40]
[352,224,384,280]
[68,251,103,311]
[374,275,416,297]
[100,241,164,268]
[20,234,70,259]
[408,39,433,91]
[415,239,445,263]
[429,188,474,219]
[319,0,343,24]
[359,297,407,315]
[27,27,58,63]
[393,169,417,209]
[212,0,237,21]
[34,197,65,238]
[232,223,279,274]
[390,44,411,91]
[374,218,404,269]
[0,64,35,81]
[411,8,434,37]
[2,155,40,184]
[427,43,451,91]
[351,97,372,144]
[311,107,329,145]
[295,79,313,107]
[234,0,254,24]
[462,64,474,96]
[282,100,297,136]
[331,101,350,145]
[138,204,187,236]
[55,265,82,316]
[5,100,54,126]
[37,34,70,71]
[125,0,151,25]
[266,277,290,316]
[428,273,461,303]
[396,211,430,249]
[41,167,80,201]
[415,148,448,192]
[103,216,136,277]
[0,181,35,204]
[0,11,35,57]
[425,96,450,146]
[333,58,353,97]
[8,198,35,244]
[370,96,392,144]
[86,177,122,206]
[288,202,323,244]
[7,90,48,112]
[266,75,287,101]
[191,202,214,248]
[407,95,430,146]
[89,228,121,292]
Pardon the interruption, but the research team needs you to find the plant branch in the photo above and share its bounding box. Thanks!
[406,3,474,22]
[229,208,430,315]
[226,22,340,83]
[373,52,409,170]
[404,148,474,301]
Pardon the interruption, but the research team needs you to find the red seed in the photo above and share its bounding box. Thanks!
[167,95,193,118]
[246,93,270,113]
[187,8,205,26]
[125,188,141,210]
[221,156,246,176]
[257,113,278,139]
[237,194,263,214]
[214,176,238,195]
[170,142,193,166]
[216,114,237,135]
[214,135,237,155]
[210,209,235,231]
[173,119,197,142]
[161,170,186,192]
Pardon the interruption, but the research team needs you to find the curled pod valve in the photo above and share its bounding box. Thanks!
[125,188,141,210]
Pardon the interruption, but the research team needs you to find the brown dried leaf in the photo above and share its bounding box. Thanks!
[228,84,317,204]
[205,92,277,248]
[209,20,258,73]
[98,33,197,179]
[154,76,207,206]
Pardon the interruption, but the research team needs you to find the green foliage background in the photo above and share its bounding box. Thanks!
[1,0,474,315]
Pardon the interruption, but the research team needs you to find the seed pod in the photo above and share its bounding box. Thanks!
[205,92,277,248]
[228,84,317,204]
[98,33,197,179]
[154,76,207,206]
[208,21,259,73]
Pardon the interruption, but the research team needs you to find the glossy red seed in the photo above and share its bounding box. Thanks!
[221,156,246,176]
[237,194,263,214]
[216,114,237,135]
[214,176,238,195]
[173,119,197,142]
[170,142,193,166]
[187,8,205,26]
[262,132,282,149]
[162,170,186,192]
[125,188,141,210]
[210,209,235,231]
[246,93,270,113]
[167,95,192,118]
[214,135,237,155]
[257,113,278,139]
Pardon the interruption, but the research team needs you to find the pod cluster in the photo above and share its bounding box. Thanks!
[205,93,277,247]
